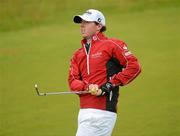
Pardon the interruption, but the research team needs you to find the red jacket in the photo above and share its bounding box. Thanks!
[68,32,141,112]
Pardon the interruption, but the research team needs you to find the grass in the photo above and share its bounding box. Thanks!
[0,0,180,136]
[0,0,180,32]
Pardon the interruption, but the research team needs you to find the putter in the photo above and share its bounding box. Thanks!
[34,84,89,96]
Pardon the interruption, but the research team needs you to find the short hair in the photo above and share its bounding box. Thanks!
[94,22,106,32]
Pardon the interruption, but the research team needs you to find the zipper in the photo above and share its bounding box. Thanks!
[87,53,90,75]
[84,43,91,75]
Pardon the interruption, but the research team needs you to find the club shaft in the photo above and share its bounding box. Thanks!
[41,91,89,95]
[34,84,89,96]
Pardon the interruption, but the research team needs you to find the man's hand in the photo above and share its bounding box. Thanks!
[88,84,102,96]
[100,82,113,96]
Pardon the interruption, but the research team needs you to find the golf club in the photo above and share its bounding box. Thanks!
[35,84,89,96]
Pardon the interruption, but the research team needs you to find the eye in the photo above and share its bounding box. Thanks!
[85,21,91,24]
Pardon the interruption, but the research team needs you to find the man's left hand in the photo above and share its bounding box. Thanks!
[100,82,113,95]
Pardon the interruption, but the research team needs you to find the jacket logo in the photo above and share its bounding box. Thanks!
[124,51,132,56]
[92,35,97,41]
[91,52,102,58]
[123,45,128,50]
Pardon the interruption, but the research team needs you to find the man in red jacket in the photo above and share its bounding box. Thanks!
[68,9,141,136]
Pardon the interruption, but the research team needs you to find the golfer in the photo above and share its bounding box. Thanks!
[68,9,141,136]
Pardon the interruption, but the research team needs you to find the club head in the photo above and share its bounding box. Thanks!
[35,84,46,96]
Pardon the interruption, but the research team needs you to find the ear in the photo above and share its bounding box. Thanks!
[97,24,103,31]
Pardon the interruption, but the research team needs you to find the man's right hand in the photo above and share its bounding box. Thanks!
[88,84,102,96]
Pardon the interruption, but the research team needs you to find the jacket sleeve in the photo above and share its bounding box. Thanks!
[109,41,141,86]
[68,53,88,91]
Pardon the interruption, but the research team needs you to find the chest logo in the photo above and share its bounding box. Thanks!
[91,52,102,58]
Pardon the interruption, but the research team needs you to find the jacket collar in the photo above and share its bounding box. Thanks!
[81,32,107,46]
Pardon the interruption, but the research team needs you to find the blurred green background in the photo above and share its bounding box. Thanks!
[0,0,180,135]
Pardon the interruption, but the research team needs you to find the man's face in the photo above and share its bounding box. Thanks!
[80,20,101,39]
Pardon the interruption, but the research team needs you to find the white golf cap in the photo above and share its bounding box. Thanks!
[73,9,106,26]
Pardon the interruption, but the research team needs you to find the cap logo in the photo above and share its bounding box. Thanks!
[97,18,102,23]
[85,11,92,15]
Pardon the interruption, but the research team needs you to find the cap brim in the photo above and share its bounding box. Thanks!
[73,16,82,23]
[73,15,95,24]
